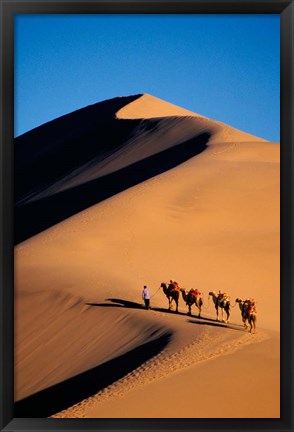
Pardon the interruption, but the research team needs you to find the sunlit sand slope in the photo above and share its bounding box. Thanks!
[15,94,279,418]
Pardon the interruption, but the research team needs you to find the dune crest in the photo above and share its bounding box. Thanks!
[117,93,267,144]
[116,93,205,119]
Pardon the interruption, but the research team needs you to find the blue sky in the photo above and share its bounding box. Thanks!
[14,14,280,141]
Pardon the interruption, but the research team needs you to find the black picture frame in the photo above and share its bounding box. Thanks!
[0,1,293,431]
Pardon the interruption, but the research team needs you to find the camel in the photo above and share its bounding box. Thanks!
[236,298,257,334]
[247,310,257,334]
[236,298,249,329]
[180,288,203,317]
[248,310,257,334]
[209,291,230,323]
[160,282,180,313]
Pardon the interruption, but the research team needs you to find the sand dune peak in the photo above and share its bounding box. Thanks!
[116,93,206,120]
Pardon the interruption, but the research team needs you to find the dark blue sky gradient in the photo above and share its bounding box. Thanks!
[14,14,280,141]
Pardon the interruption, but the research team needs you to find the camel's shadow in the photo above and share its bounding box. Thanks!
[187,318,245,331]
[87,298,244,330]
[87,298,189,317]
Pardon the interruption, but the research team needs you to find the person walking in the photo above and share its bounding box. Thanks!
[142,285,151,309]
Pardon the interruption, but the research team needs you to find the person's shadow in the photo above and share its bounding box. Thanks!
[87,298,143,309]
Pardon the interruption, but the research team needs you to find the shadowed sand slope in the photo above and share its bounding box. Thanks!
[14,94,279,418]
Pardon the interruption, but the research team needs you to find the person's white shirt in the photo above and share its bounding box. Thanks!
[142,287,150,299]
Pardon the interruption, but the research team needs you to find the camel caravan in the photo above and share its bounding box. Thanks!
[159,280,257,334]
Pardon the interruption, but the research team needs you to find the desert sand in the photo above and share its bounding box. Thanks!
[14,94,280,418]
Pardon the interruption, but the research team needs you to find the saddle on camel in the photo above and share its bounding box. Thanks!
[168,280,180,293]
[189,288,202,299]
[243,298,257,314]
[217,290,230,303]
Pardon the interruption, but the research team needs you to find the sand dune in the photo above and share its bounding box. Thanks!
[14,94,280,418]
